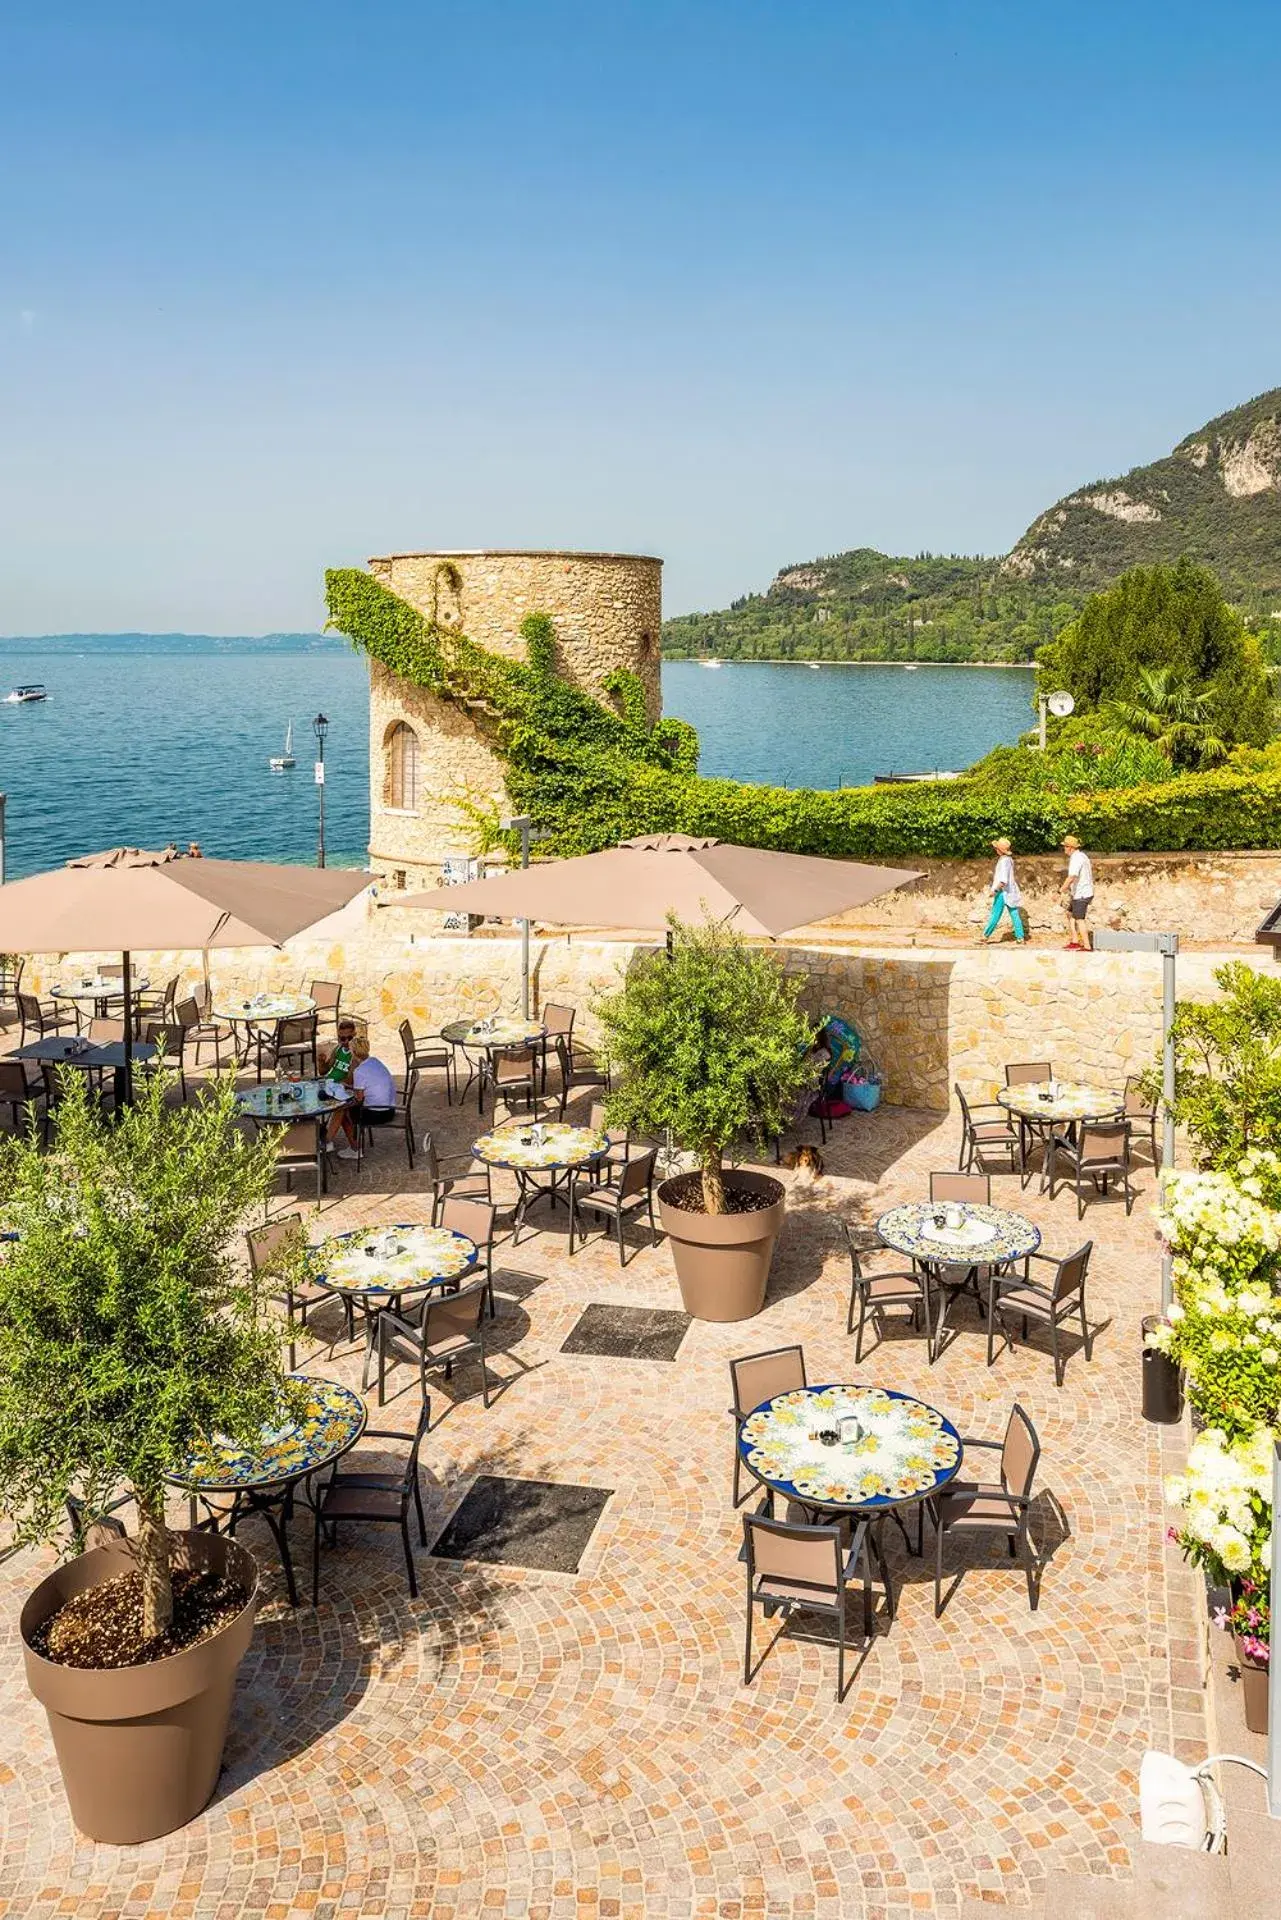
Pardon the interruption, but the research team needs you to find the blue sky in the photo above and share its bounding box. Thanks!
[2,1,1278,632]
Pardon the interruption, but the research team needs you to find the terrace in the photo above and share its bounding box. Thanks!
[0,990,1251,1918]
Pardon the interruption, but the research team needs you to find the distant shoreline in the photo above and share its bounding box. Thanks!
[663,657,1036,671]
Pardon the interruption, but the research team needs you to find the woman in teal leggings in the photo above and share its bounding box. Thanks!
[983,836,1026,943]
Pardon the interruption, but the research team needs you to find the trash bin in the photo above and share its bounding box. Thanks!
[1141,1315,1183,1424]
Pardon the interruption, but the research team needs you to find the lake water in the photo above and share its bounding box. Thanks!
[0,641,1033,879]
[662,661,1033,788]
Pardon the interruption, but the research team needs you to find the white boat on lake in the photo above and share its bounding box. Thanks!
[4,684,47,703]
[269,721,297,771]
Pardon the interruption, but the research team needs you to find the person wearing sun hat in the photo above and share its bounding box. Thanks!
[1060,834,1095,950]
[981,836,1026,944]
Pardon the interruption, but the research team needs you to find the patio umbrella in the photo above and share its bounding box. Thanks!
[391,833,923,1010]
[0,848,371,1100]
[395,834,922,938]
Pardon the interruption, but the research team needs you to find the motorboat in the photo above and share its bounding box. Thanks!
[807,661,821,669]
[5,684,47,703]
[269,721,296,772]
[903,663,920,671]
[699,657,723,669]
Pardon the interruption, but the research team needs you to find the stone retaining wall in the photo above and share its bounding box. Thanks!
[25,899,1262,1115]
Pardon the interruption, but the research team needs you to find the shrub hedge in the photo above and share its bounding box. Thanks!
[326,568,1281,862]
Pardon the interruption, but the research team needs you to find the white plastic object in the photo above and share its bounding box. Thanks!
[1139,1750,1209,1849]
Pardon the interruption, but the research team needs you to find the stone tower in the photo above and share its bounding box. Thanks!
[366,549,663,891]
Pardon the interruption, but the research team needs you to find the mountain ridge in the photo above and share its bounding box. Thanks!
[662,388,1281,665]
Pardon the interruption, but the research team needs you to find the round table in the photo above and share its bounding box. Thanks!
[738,1383,964,1601]
[442,1018,549,1110]
[998,1081,1122,1188]
[237,1079,350,1195]
[877,1200,1040,1357]
[237,1079,351,1122]
[998,1080,1123,1125]
[167,1374,365,1607]
[52,974,149,1017]
[215,993,317,1068]
[473,1123,607,1247]
[739,1383,963,1513]
[311,1223,478,1386]
[877,1200,1040,1267]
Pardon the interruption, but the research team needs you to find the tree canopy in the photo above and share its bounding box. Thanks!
[1036,559,1274,751]
[594,916,817,1213]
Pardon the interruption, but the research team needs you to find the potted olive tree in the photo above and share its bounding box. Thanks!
[0,1070,295,1844]
[595,916,817,1321]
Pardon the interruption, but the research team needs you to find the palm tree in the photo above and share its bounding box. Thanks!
[1109,665,1229,770]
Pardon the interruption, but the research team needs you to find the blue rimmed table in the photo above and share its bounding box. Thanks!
[166,1374,366,1607]
[472,1123,607,1248]
[876,1200,1041,1359]
[310,1223,478,1386]
[736,1383,965,1611]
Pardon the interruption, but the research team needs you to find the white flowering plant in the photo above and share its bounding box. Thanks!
[1175,1428,1275,1605]
[1165,1425,1275,1597]
[1151,1154,1281,1434]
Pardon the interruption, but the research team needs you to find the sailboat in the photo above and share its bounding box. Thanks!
[269,721,296,772]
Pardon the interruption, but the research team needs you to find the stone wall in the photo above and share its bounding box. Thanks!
[25,898,1265,1115]
[365,550,663,891]
[827,848,1281,946]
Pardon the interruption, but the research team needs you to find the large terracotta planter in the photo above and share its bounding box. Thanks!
[1233,1633,1270,1735]
[658,1171,786,1322]
[21,1528,258,1844]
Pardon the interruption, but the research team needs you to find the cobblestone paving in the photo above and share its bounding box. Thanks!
[0,1085,1205,1917]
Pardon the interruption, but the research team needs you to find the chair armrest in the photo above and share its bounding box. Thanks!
[377,1308,420,1341]
[966,1101,1009,1117]
[1024,1248,1060,1269]
[361,1427,410,1444]
[955,1435,1003,1451]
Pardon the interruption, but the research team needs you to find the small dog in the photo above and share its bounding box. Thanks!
[782,1143,825,1183]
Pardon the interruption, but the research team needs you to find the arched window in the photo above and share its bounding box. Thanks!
[387,722,421,811]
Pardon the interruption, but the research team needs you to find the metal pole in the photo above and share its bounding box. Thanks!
[1270,1438,1281,1816]
[0,792,7,886]
[314,714,328,869]
[518,820,531,1020]
[121,950,133,1108]
[1161,940,1177,1313]
[1038,698,1048,752]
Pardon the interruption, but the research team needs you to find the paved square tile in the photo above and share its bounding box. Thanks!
[432,1474,614,1571]
[0,1072,1207,1917]
[561,1302,691,1361]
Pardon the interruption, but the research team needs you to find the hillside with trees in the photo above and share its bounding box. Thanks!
[663,389,1281,664]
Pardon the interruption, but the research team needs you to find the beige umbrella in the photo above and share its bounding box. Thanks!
[395,834,922,938]
[392,833,923,1011]
[0,848,370,1099]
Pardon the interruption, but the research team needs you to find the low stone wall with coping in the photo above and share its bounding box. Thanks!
[23,899,1262,1114]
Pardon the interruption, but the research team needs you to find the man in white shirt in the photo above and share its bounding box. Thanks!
[1061,835,1095,950]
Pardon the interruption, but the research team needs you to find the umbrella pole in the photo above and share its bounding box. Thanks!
[121,951,134,1107]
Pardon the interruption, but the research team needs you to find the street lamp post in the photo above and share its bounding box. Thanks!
[313,713,329,869]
